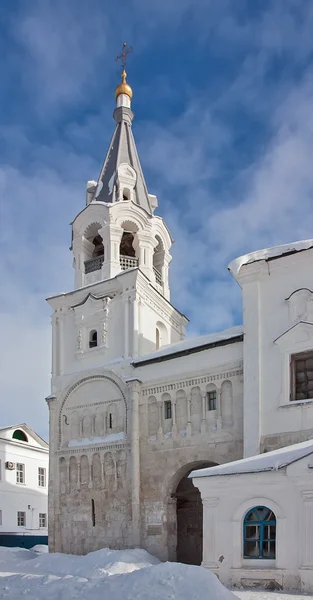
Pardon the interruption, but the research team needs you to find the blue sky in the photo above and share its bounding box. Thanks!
[1,0,313,439]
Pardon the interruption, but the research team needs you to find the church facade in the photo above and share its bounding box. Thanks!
[46,68,313,570]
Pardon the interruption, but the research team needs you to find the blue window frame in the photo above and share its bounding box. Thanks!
[243,506,276,559]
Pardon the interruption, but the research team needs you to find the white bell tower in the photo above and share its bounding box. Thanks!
[47,65,187,372]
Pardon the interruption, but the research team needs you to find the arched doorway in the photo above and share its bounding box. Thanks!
[173,462,216,565]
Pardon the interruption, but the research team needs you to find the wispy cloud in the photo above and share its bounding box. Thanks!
[1,0,313,437]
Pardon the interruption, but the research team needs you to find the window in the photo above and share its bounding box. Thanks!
[16,463,25,484]
[109,413,113,429]
[290,351,313,401]
[38,467,46,487]
[39,513,47,528]
[89,330,97,349]
[17,511,26,527]
[164,400,172,420]
[207,390,217,411]
[244,506,276,559]
[91,499,95,526]
[12,429,28,442]
[156,328,160,350]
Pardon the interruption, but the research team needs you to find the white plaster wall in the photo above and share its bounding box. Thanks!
[193,454,313,591]
[0,439,48,536]
[237,249,313,456]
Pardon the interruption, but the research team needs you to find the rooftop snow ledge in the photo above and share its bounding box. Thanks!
[189,438,313,479]
[228,239,313,278]
[132,325,243,367]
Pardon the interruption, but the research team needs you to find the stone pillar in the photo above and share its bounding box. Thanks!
[202,497,219,569]
[126,379,142,547]
[88,455,93,489]
[77,461,81,490]
[45,394,58,552]
[186,395,192,436]
[216,388,222,430]
[124,296,130,358]
[172,398,177,437]
[132,295,140,357]
[100,456,105,485]
[201,392,207,434]
[302,491,313,567]
[58,308,66,376]
[157,401,163,440]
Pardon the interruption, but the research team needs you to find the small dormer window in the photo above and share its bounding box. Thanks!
[89,330,97,349]
[12,430,28,442]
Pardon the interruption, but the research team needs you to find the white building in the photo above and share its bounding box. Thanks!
[191,241,313,591]
[46,66,313,588]
[192,440,313,592]
[0,424,49,548]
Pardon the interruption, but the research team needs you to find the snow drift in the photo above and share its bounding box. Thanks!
[0,546,236,600]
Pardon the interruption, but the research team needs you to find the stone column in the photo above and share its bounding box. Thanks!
[157,401,163,440]
[88,455,93,489]
[126,379,142,547]
[100,456,105,486]
[131,294,140,358]
[202,497,219,569]
[201,392,207,434]
[186,395,192,436]
[77,461,81,490]
[302,491,313,567]
[124,296,130,358]
[45,394,58,552]
[172,398,177,438]
[216,388,222,430]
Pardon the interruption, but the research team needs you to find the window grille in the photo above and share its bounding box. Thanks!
[290,351,313,401]
[164,400,172,420]
[207,390,217,411]
[39,513,47,528]
[38,467,46,487]
[243,506,276,559]
[16,463,25,484]
[17,511,26,527]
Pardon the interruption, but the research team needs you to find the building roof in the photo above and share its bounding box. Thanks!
[190,438,313,479]
[92,106,152,214]
[228,239,313,278]
[132,325,243,367]
[0,423,48,449]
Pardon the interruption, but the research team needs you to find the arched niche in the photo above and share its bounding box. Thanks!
[190,386,202,433]
[162,392,172,434]
[156,321,168,349]
[148,395,158,437]
[176,389,187,432]
[221,380,233,427]
[58,374,127,448]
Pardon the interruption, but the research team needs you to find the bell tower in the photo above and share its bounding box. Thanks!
[71,67,172,302]
[46,47,188,556]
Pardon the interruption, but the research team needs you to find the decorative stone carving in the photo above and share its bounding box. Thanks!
[287,289,313,324]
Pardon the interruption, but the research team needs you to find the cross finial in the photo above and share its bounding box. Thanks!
[115,42,133,71]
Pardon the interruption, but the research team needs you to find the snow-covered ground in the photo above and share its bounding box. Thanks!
[0,546,312,600]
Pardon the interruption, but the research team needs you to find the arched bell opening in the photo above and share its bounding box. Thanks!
[84,223,104,275]
[119,221,139,271]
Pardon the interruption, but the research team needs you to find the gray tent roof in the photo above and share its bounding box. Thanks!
[93,106,152,214]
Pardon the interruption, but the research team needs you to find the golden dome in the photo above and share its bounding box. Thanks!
[115,69,133,100]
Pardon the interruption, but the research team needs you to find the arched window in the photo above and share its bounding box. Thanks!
[244,506,276,559]
[89,330,97,349]
[12,430,28,442]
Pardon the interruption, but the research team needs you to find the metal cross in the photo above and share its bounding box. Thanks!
[115,42,133,70]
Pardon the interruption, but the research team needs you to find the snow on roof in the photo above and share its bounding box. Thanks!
[228,239,313,278]
[190,438,313,479]
[132,325,243,366]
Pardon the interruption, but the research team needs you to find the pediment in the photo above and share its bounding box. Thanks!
[274,321,313,350]
[72,293,112,320]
